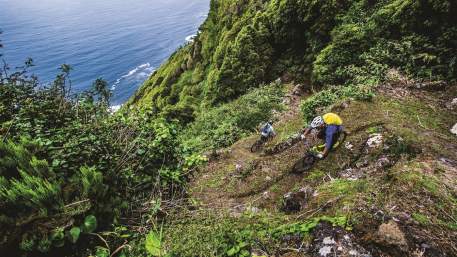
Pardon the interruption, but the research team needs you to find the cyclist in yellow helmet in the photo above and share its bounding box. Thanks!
[301,113,344,159]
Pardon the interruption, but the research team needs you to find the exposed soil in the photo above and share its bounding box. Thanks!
[188,81,457,256]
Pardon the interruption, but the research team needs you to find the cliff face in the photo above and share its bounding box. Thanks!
[129,0,457,121]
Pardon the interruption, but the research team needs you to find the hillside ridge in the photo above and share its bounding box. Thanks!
[174,78,457,256]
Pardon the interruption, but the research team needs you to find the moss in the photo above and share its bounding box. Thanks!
[398,171,440,195]
[412,213,431,226]
[305,169,326,183]
[314,179,369,209]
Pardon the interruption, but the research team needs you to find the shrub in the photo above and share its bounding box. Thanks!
[301,84,374,123]
[0,55,200,255]
[181,81,284,151]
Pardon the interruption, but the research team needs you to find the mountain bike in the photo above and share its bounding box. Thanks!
[291,131,347,174]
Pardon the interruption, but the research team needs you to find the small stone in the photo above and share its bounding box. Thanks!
[265,176,272,181]
[323,237,336,245]
[349,250,358,256]
[292,84,304,95]
[246,206,260,214]
[446,98,457,110]
[367,133,383,148]
[345,142,354,151]
[319,246,333,256]
[451,123,457,136]
[421,243,431,249]
[375,220,408,251]
[282,97,291,105]
[376,156,391,168]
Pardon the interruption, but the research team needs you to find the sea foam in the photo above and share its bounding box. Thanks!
[185,34,197,43]
[111,63,155,90]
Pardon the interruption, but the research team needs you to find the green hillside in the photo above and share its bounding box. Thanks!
[1,0,457,256]
[129,0,456,122]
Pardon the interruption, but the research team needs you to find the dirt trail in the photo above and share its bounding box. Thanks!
[187,82,457,256]
[189,85,309,213]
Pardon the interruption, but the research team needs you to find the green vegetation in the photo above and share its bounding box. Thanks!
[301,84,374,122]
[2,0,457,256]
[0,42,202,255]
[412,213,431,226]
[130,0,457,123]
[181,81,284,151]
[163,212,349,257]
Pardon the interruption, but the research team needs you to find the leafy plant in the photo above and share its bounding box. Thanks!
[145,230,163,256]
[68,227,81,244]
[82,215,98,233]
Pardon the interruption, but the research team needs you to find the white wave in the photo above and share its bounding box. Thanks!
[111,63,155,90]
[185,34,197,43]
[109,104,122,113]
[198,12,208,19]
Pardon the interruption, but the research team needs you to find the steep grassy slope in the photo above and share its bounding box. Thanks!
[164,78,457,257]
[128,0,457,122]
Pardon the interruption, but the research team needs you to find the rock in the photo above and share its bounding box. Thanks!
[282,186,314,213]
[375,156,392,169]
[246,206,261,214]
[282,97,291,105]
[319,245,333,256]
[345,141,354,151]
[421,243,431,250]
[311,222,371,257]
[322,237,336,245]
[367,134,383,148]
[374,220,408,252]
[355,159,369,168]
[446,98,457,110]
[265,176,272,181]
[338,168,364,180]
[414,80,447,91]
[235,163,243,173]
[397,212,411,223]
[451,123,457,136]
[292,84,304,95]
[262,191,270,199]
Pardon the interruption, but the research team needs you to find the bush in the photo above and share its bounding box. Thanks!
[132,0,457,115]
[0,55,200,255]
[181,81,284,151]
[301,84,374,122]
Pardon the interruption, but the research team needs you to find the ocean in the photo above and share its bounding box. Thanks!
[0,0,209,107]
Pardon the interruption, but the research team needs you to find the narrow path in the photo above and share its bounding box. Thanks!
[189,85,310,213]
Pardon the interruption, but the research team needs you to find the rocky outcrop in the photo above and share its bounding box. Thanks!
[373,221,409,252]
[282,186,314,213]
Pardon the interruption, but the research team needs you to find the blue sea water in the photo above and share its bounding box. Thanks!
[0,0,209,106]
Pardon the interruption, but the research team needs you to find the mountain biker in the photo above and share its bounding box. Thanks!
[260,120,276,140]
[301,113,344,159]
